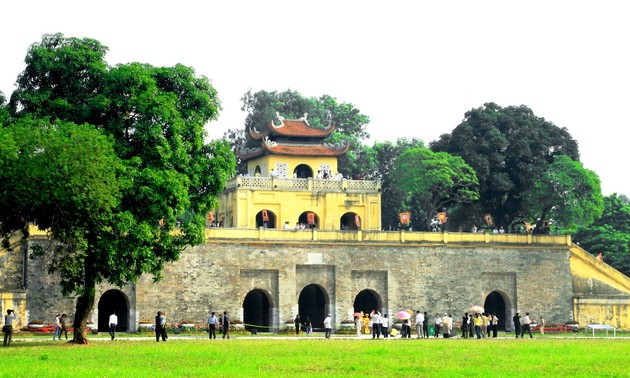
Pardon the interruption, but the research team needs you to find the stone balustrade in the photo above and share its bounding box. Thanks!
[225,176,381,193]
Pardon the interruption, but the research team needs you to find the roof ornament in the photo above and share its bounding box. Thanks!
[263,136,277,147]
[272,112,285,128]
[298,112,310,126]
[324,140,348,150]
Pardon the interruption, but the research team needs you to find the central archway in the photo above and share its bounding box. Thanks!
[243,289,271,333]
[353,289,382,314]
[293,164,313,178]
[256,210,277,228]
[484,291,508,330]
[97,289,129,332]
[298,284,328,331]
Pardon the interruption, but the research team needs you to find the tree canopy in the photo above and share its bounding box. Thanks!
[0,33,235,343]
[392,147,479,230]
[522,155,603,232]
[430,103,579,229]
[573,194,630,277]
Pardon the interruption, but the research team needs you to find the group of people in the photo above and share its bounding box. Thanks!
[207,311,230,339]
[460,312,499,339]
[52,314,69,340]
[512,312,536,338]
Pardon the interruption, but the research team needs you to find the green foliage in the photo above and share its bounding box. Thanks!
[1,33,235,341]
[372,138,425,229]
[393,147,479,230]
[430,103,579,228]
[574,194,630,276]
[522,155,603,232]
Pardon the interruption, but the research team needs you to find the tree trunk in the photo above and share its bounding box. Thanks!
[71,261,97,345]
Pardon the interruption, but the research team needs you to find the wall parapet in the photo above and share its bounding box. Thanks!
[224,176,381,193]
[206,227,572,246]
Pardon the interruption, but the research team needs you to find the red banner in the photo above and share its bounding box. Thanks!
[484,214,494,227]
[437,212,447,224]
[262,210,269,222]
[307,212,315,225]
[399,212,411,225]
[354,215,361,228]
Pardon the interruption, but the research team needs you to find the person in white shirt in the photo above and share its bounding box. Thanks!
[433,313,442,338]
[370,310,382,339]
[521,312,533,338]
[53,314,61,340]
[442,313,453,338]
[109,311,118,340]
[415,311,425,338]
[381,314,390,338]
[207,311,218,339]
[323,314,332,339]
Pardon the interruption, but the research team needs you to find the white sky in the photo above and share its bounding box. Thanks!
[1,1,628,195]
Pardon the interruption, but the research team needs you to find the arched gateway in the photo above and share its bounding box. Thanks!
[298,284,328,330]
[243,289,271,333]
[353,289,382,314]
[484,291,509,330]
[97,289,129,332]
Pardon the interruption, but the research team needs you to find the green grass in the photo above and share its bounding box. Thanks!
[1,337,628,377]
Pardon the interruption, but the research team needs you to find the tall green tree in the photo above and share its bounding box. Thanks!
[2,33,235,343]
[392,147,479,230]
[372,138,425,229]
[573,194,630,277]
[430,103,579,228]
[227,89,373,178]
[522,155,603,232]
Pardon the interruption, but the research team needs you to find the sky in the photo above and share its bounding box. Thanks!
[1,1,628,195]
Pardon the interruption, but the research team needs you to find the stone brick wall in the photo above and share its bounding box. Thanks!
[11,238,578,330]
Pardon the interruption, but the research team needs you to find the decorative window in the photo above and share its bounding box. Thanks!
[275,163,288,178]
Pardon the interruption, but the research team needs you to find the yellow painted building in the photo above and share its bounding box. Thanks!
[217,117,381,231]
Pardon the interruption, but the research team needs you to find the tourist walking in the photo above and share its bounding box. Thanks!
[207,311,218,339]
[155,311,167,342]
[323,314,332,339]
[521,313,533,338]
[3,309,16,346]
[222,311,230,339]
[513,312,521,338]
[294,314,301,335]
[415,311,425,338]
[108,311,118,340]
[53,314,61,340]
[60,314,68,340]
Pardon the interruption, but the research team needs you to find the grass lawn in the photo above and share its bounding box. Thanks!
[1,337,628,377]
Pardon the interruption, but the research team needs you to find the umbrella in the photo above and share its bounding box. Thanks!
[405,309,415,316]
[353,312,362,317]
[397,310,411,319]
[469,305,484,313]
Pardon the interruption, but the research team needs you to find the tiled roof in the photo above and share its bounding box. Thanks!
[261,141,348,157]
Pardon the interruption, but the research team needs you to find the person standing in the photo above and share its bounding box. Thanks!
[305,316,313,335]
[422,312,429,338]
[513,312,521,338]
[294,314,301,335]
[442,313,452,338]
[474,313,482,339]
[491,313,499,338]
[461,313,469,339]
[108,311,118,340]
[354,315,362,337]
[207,311,218,339]
[540,317,545,335]
[370,310,381,339]
[3,309,17,346]
[53,314,61,340]
[60,314,68,340]
[433,313,442,338]
[222,311,230,339]
[521,313,533,338]
[415,311,425,339]
[382,314,389,338]
[323,314,332,339]
[155,311,167,342]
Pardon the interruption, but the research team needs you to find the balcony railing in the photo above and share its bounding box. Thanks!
[225,176,381,192]
[205,227,572,246]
